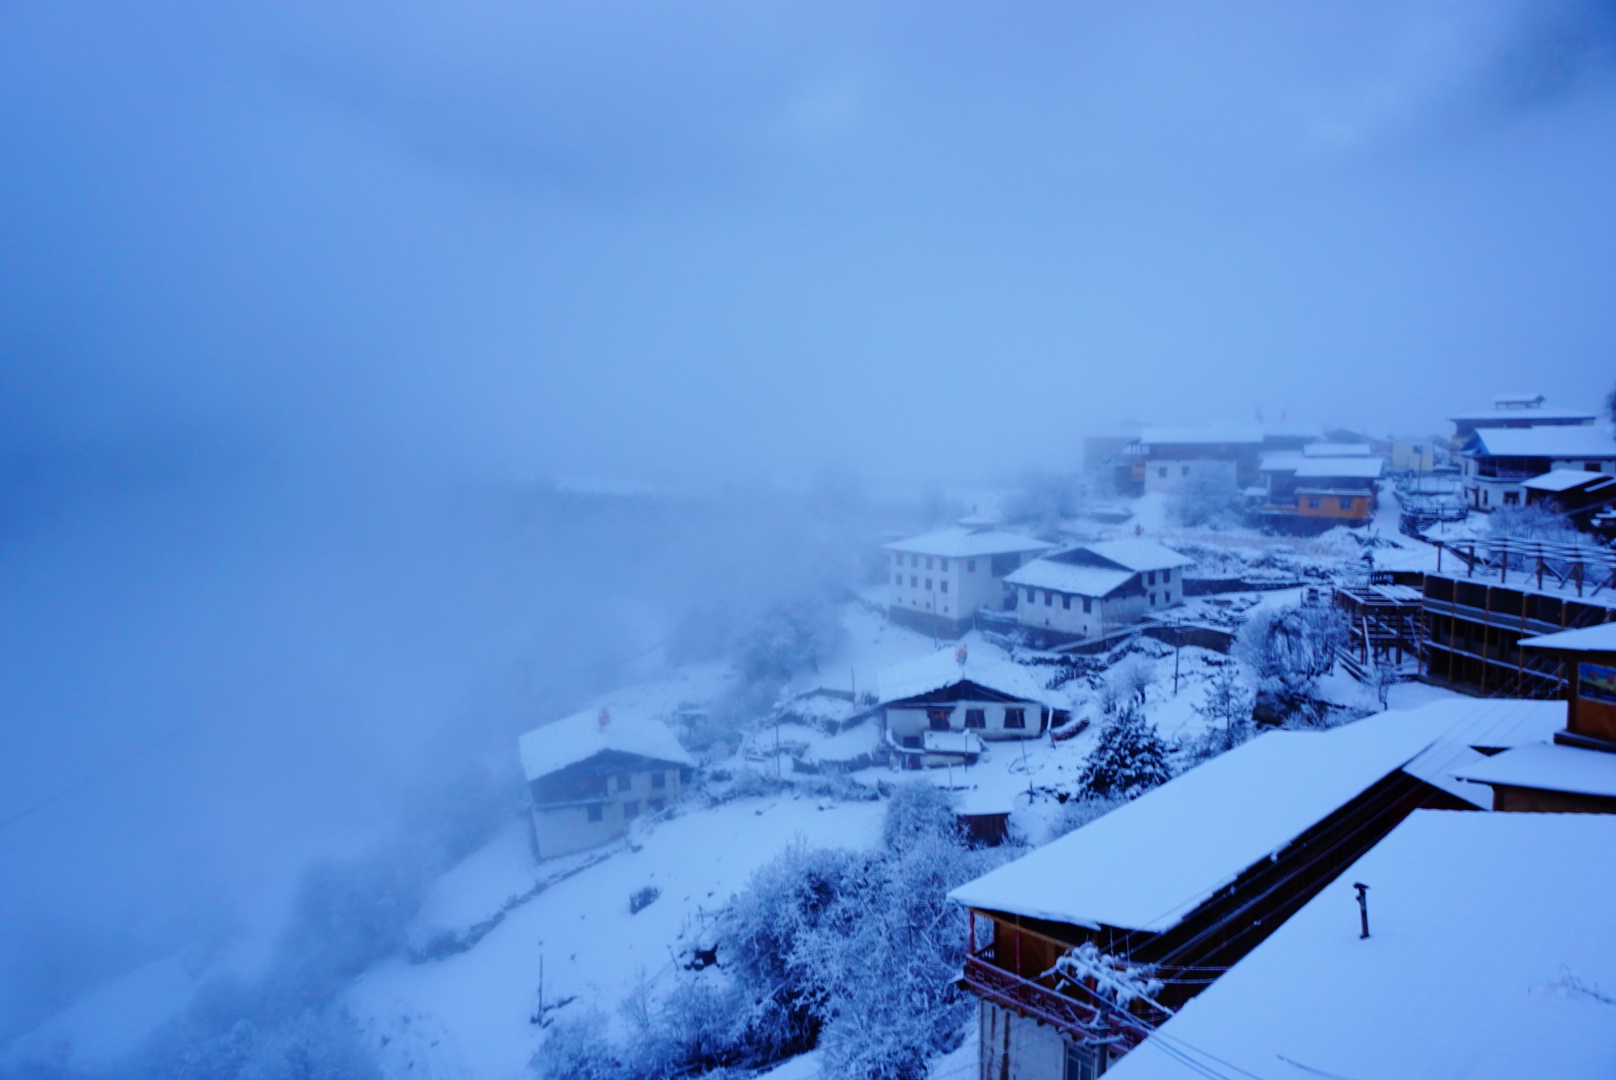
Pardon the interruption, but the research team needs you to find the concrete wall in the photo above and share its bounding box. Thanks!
[978,1001,1101,1080]
[887,550,1035,629]
[887,700,1043,742]
[531,764,685,860]
[1142,458,1237,495]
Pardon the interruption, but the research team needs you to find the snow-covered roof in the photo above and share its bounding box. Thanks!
[1520,623,1616,652]
[877,648,1051,706]
[1103,811,1616,1080]
[1468,426,1616,459]
[948,711,1452,930]
[1257,450,1306,473]
[882,526,1053,559]
[1137,426,1263,447]
[1398,698,1567,808]
[518,709,694,782]
[1292,457,1384,479]
[1522,468,1616,493]
[1448,404,1597,424]
[1005,559,1135,598]
[1082,539,1195,573]
[1454,742,1616,800]
[1302,442,1371,456]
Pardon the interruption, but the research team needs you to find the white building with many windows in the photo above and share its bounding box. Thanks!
[1006,540,1193,646]
[883,522,1052,638]
[877,646,1056,769]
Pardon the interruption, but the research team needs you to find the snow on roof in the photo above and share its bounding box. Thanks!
[947,711,1452,930]
[1448,404,1597,423]
[1082,539,1195,573]
[1302,442,1371,456]
[1103,811,1616,1080]
[1454,742,1616,800]
[881,526,1053,558]
[1005,559,1135,598]
[518,709,694,782]
[1469,426,1616,459]
[1292,457,1384,479]
[1398,698,1567,808]
[1258,450,1306,472]
[1520,623,1616,652]
[1522,468,1616,493]
[877,647,1051,706]
[1138,426,1263,446]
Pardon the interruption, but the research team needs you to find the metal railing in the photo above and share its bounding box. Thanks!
[1432,538,1616,597]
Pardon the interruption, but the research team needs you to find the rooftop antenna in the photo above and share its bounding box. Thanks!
[1353,882,1370,939]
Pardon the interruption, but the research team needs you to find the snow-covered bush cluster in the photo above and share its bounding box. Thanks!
[1172,462,1243,528]
[533,785,1000,1080]
[1235,602,1346,722]
[1077,706,1172,801]
[1487,504,1585,547]
[1178,663,1256,766]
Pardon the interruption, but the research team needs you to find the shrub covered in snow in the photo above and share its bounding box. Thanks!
[881,782,958,853]
[1487,503,1584,547]
[1173,461,1243,528]
[1235,602,1345,718]
[1078,705,1172,801]
[1180,663,1256,765]
[736,595,847,685]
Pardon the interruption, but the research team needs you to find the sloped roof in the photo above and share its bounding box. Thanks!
[1303,442,1371,456]
[1454,742,1616,799]
[1005,559,1135,598]
[1081,539,1195,572]
[1398,698,1567,808]
[1523,468,1616,493]
[1292,457,1384,479]
[1138,426,1263,446]
[948,711,1452,930]
[1448,405,1596,424]
[1258,450,1307,473]
[518,709,694,782]
[1103,812,1616,1080]
[882,526,1053,558]
[1468,426,1616,459]
[1520,623,1616,652]
[877,648,1051,706]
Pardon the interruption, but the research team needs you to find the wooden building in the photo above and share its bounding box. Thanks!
[948,713,1464,1079]
[1419,537,1616,698]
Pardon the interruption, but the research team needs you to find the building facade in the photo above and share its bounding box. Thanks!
[1005,540,1192,646]
[884,523,1052,638]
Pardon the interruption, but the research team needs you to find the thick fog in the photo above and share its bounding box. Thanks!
[1,0,1613,1069]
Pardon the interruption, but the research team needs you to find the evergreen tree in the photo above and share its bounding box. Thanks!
[1078,704,1172,800]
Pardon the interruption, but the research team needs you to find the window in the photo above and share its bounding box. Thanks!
[1157,467,1168,478]
[587,804,604,822]
[616,775,632,792]
[967,559,977,573]
[928,708,952,731]
[926,557,935,570]
[1065,1043,1097,1080]
[1146,570,1155,585]
[1308,497,1322,509]
[1149,592,1156,604]
[1062,595,1071,610]
[940,580,949,594]
[1024,589,1033,603]
[651,772,666,789]
[1003,708,1026,729]
[893,574,901,585]
[1083,597,1092,613]
[925,578,933,591]
[911,575,918,587]
[1503,491,1519,506]
[1340,496,1356,510]
[901,735,922,749]
[910,554,919,567]
[623,801,640,819]
[1589,462,1603,472]
[1162,568,1171,582]
[939,559,948,571]
[648,797,665,812]
[1181,466,1190,477]
[1044,591,1053,607]
[965,709,986,728]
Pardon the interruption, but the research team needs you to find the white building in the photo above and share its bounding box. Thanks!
[882,522,1052,638]
[1004,539,1193,645]
[518,708,695,860]
[876,647,1054,769]
[1457,425,1616,511]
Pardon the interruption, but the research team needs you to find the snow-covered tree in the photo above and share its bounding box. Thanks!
[1078,705,1172,801]
[1236,603,1345,715]
[1048,942,1170,1013]
[1173,461,1242,527]
[882,782,958,853]
[736,594,847,685]
[1184,663,1255,762]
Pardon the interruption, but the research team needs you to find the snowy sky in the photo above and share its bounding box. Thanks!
[2,0,1615,1049]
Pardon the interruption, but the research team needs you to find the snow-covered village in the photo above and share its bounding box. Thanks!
[4,7,1616,1080]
